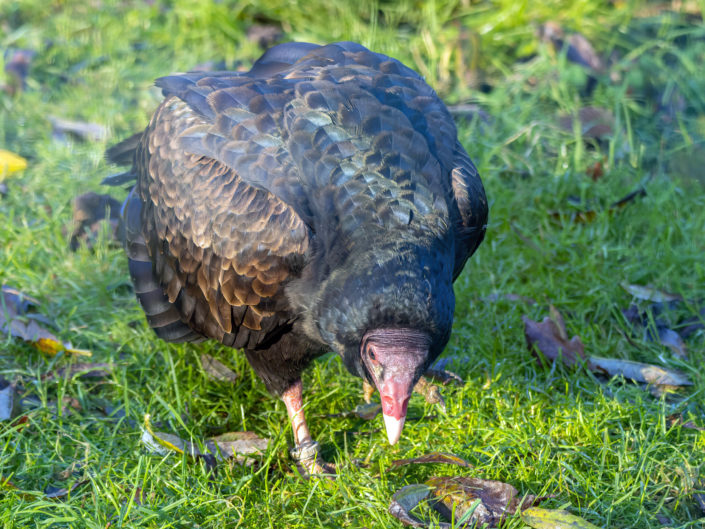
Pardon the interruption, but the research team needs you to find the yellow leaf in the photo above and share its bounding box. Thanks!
[521,507,603,529]
[143,414,186,454]
[34,338,92,357]
[0,149,28,178]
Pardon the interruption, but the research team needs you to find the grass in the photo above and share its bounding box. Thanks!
[1,0,704,527]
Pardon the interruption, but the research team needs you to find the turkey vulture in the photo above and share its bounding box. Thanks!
[107,41,487,474]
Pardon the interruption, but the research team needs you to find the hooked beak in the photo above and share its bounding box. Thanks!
[380,374,414,445]
[361,328,430,446]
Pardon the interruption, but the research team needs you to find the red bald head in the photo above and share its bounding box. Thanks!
[360,328,430,445]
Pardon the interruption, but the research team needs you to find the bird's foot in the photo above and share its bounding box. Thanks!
[413,368,464,412]
[290,440,336,478]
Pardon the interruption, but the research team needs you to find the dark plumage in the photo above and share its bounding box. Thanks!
[109,41,487,472]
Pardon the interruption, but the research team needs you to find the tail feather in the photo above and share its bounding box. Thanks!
[123,187,204,344]
[106,132,142,166]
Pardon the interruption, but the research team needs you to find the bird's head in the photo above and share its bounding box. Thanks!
[360,327,431,445]
[307,237,456,446]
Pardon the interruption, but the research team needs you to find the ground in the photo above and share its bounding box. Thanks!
[0,1,704,527]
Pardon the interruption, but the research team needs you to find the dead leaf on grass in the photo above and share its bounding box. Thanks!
[539,22,605,74]
[3,49,36,95]
[141,414,268,465]
[524,307,692,388]
[0,285,92,357]
[70,192,122,251]
[666,414,703,431]
[620,282,682,302]
[559,107,614,139]
[522,314,586,368]
[49,116,107,143]
[391,452,472,469]
[200,354,238,384]
[521,506,601,529]
[389,477,551,528]
[44,480,88,499]
[389,484,434,528]
[0,149,28,178]
[428,476,548,528]
[587,357,691,386]
[0,380,19,421]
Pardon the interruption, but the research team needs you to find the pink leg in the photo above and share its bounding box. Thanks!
[281,379,313,446]
[281,379,335,476]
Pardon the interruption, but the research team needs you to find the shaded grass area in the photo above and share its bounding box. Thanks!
[1,0,704,527]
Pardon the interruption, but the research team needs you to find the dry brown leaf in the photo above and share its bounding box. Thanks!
[44,480,88,500]
[391,452,472,469]
[620,282,682,302]
[389,484,434,527]
[49,116,107,142]
[587,356,691,386]
[141,414,268,464]
[522,313,586,368]
[0,285,91,357]
[70,192,122,251]
[0,381,19,422]
[521,506,601,529]
[200,354,238,384]
[428,476,547,527]
[666,414,703,431]
[559,107,614,139]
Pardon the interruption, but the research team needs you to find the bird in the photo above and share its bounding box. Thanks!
[106,41,488,474]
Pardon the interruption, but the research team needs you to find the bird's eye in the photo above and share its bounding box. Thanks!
[368,346,376,362]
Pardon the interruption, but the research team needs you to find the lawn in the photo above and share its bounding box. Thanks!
[0,0,704,527]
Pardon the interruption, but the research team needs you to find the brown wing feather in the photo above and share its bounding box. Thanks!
[136,97,309,343]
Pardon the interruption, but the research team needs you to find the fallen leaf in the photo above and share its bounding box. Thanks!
[657,327,688,359]
[427,476,547,527]
[3,49,35,95]
[0,285,92,356]
[389,484,435,528]
[666,414,703,431]
[587,356,691,386]
[353,402,382,421]
[200,354,238,384]
[620,282,682,302]
[539,23,604,73]
[559,107,614,139]
[44,480,88,499]
[680,307,705,338]
[391,452,472,469]
[70,192,122,251]
[521,506,601,529]
[621,303,688,359]
[0,381,18,421]
[141,414,268,464]
[0,149,28,178]
[522,313,587,368]
[49,116,107,143]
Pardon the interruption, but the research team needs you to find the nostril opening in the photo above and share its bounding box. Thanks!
[382,395,394,413]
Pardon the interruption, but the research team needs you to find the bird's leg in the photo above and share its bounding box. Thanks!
[282,379,335,477]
